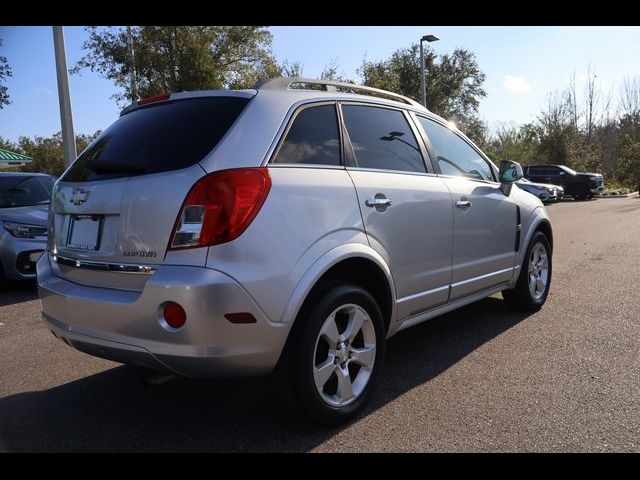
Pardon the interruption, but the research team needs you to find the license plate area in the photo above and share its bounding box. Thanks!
[66,215,103,250]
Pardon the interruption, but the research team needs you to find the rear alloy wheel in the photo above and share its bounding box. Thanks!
[290,284,385,426]
[313,304,376,407]
[502,231,552,311]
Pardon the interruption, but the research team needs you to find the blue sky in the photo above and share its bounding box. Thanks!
[1,26,639,142]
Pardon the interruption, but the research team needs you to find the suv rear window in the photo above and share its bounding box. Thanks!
[61,96,250,182]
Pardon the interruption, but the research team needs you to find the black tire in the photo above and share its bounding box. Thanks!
[289,283,386,426]
[576,184,590,201]
[502,231,552,311]
[0,263,8,290]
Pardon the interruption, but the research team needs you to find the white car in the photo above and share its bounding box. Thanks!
[516,178,564,203]
[0,173,53,288]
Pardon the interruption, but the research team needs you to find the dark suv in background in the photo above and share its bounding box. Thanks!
[523,164,604,200]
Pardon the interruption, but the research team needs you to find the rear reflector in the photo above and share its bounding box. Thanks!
[163,302,186,329]
[137,93,170,105]
[224,313,257,324]
[169,168,271,249]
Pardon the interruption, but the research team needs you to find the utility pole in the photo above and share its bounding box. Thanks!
[52,26,77,168]
[127,26,138,102]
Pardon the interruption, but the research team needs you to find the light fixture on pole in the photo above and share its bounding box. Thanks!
[420,34,439,109]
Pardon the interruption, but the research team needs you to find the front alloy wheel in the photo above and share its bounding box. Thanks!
[528,242,549,300]
[502,231,552,311]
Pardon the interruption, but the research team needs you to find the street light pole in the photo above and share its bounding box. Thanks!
[52,26,77,168]
[420,34,440,109]
[127,26,138,103]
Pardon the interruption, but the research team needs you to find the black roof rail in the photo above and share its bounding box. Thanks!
[252,77,424,109]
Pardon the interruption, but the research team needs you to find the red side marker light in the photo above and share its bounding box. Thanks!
[224,313,257,324]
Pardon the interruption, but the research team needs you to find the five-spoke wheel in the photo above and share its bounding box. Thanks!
[313,304,377,407]
[290,284,385,425]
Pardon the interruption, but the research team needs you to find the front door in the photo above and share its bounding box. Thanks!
[415,115,518,300]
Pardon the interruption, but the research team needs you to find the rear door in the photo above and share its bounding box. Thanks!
[526,166,545,182]
[542,166,568,187]
[51,95,251,290]
[415,115,518,300]
[340,103,453,319]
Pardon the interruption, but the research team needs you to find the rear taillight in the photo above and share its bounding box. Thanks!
[169,168,271,250]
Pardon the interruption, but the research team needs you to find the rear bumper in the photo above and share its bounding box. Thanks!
[37,253,290,377]
[0,231,46,280]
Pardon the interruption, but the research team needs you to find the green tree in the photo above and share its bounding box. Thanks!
[614,113,640,192]
[615,134,640,193]
[0,38,13,109]
[359,44,486,137]
[320,59,354,83]
[73,26,279,105]
[488,122,541,165]
[16,132,100,176]
[0,136,17,151]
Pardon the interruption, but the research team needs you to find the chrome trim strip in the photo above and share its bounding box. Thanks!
[451,267,515,288]
[397,284,450,304]
[397,283,509,331]
[50,253,156,274]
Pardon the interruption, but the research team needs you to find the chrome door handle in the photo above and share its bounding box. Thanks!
[456,200,472,208]
[366,197,392,207]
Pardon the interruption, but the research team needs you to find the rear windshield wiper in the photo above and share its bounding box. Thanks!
[86,161,147,174]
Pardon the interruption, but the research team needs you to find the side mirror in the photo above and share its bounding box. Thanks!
[499,160,524,196]
[499,160,524,183]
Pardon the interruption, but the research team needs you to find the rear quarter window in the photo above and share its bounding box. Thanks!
[61,96,250,182]
[271,104,341,166]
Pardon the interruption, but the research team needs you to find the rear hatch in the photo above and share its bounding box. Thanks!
[50,94,252,290]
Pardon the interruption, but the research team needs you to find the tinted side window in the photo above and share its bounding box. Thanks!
[272,105,341,165]
[418,117,495,182]
[61,97,250,182]
[341,105,426,173]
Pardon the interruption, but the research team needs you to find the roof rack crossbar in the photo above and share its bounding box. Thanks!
[252,77,423,108]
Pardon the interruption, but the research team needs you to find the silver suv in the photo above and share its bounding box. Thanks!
[37,78,553,425]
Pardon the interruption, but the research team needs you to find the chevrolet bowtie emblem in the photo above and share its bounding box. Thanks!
[71,188,90,206]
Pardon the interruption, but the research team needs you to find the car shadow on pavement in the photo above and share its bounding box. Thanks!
[0,281,38,308]
[0,296,533,452]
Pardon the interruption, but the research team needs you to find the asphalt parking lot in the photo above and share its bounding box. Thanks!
[1,196,639,452]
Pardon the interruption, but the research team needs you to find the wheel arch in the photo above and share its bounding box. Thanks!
[535,219,554,252]
[512,210,554,288]
[280,244,397,336]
